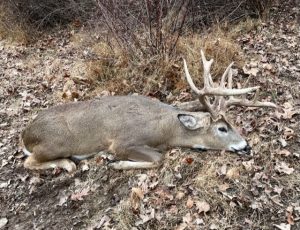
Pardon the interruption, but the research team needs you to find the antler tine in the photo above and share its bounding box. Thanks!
[225,97,277,108]
[217,65,233,112]
[224,71,277,109]
[220,62,234,88]
[183,58,202,95]
[183,58,216,116]
[217,62,235,113]
[200,50,214,87]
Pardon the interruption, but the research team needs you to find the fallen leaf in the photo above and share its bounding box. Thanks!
[136,174,148,185]
[275,103,300,119]
[244,218,253,225]
[195,201,210,214]
[218,183,230,192]
[182,212,192,224]
[274,223,291,230]
[273,185,283,194]
[81,161,89,171]
[283,127,294,140]
[226,167,240,179]
[70,188,89,201]
[262,63,273,71]
[277,149,291,157]
[97,215,111,228]
[29,176,42,185]
[279,138,287,147]
[168,205,178,214]
[242,159,254,171]
[132,187,144,199]
[175,191,185,200]
[0,218,8,228]
[175,223,187,230]
[130,187,144,211]
[293,152,300,158]
[275,161,294,175]
[243,65,259,76]
[194,218,204,225]
[250,201,262,210]
[218,164,227,176]
[270,195,284,207]
[186,196,194,208]
[210,223,219,229]
[286,206,294,225]
[58,193,68,206]
[155,188,174,200]
[0,182,9,188]
[135,208,155,226]
[185,157,194,164]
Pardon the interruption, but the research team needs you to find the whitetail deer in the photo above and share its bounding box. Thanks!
[22,50,276,172]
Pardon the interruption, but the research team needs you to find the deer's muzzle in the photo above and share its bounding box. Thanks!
[232,143,252,155]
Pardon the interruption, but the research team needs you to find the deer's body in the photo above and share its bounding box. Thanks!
[23,95,243,171]
[22,50,275,172]
[23,96,181,159]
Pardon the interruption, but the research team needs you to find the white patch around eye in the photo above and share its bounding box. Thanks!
[229,140,247,151]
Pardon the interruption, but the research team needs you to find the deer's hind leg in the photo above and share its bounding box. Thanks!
[24,155,76,172]
[109,145,163,170]
[23,144,76,173]
[24,155,76,173]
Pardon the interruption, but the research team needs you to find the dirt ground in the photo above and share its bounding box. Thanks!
[0,3,299,230]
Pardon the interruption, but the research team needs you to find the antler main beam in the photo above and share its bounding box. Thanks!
[225,98,277,108]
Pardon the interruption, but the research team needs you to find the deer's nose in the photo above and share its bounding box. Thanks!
[242,144,252,155]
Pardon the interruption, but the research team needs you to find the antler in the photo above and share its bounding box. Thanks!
[183,50,276,119]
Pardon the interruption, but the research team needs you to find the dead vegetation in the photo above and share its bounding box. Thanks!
[0,3,29,43]
[72,25,247,98]
[0,0,299,229]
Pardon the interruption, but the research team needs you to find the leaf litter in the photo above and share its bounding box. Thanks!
[0,1,299,229]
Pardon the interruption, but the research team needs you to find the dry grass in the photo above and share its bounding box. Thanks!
[114,201,136,229]
[75,24,250,99]
[83,38,183,97]
[229,17,262,38]
[0,4,29,43]
[177,28,244,83]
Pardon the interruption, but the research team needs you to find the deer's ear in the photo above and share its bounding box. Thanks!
[178,113,210,130]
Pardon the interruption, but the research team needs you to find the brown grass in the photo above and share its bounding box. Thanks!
[177,28,244,83]
[0,4,29,43]
[229,17,262,38]
[76,24,250,100]
[114,200,136,229]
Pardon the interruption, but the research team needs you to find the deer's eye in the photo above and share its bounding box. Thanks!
[218,127,228,133]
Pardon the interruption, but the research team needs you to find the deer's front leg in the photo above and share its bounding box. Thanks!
[109,145,163,170]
